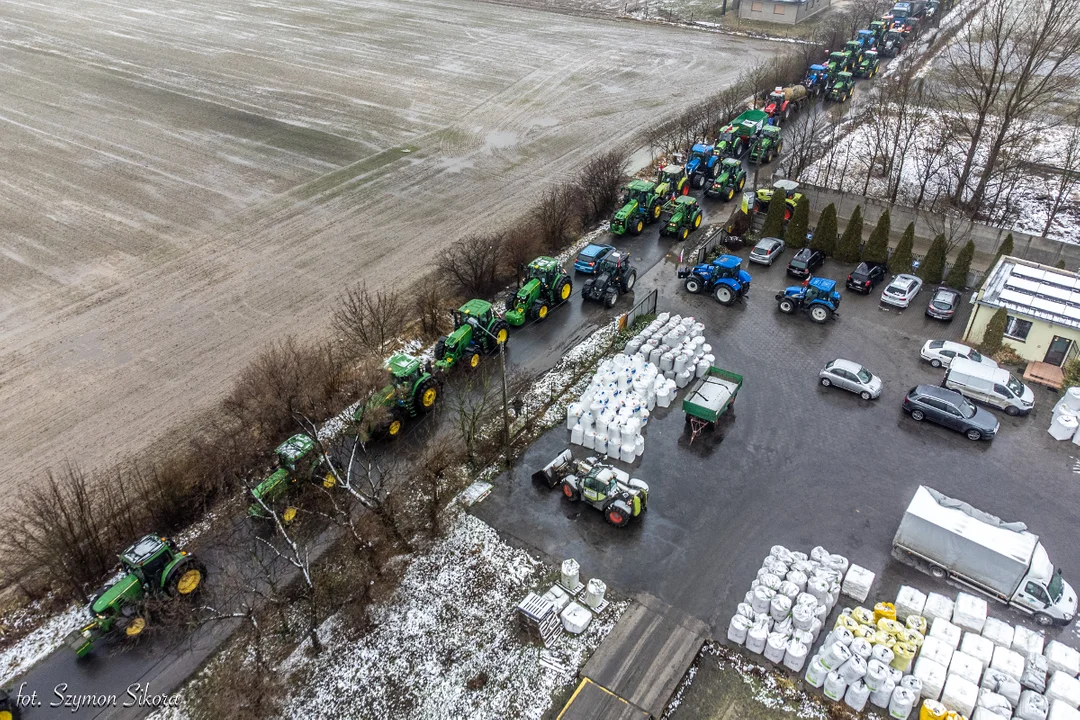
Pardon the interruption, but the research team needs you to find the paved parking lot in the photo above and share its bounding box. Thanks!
[474,248,1080,644]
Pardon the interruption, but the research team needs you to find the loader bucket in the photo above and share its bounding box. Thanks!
[532,448,574,488]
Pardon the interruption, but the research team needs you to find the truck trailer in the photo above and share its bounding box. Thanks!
[892,486,1076,626]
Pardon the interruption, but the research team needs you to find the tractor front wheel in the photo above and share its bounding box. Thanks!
[809,305,833,324]
[535,303,549,321]
[738,176,746,190]
[692,174,705,190]
[433,337,447,362]
[621,270,636,293]
[632,218,644,235]
[680,183,690,196]
[724,187,734,201]
[684,276,704,294]
[693,213,702,229]
[467,352,481,370]
[493,321,510,346]
[604,289,618,308]
[679,227,689,241]
[651,204,662,221]
[605,502,632,527]
[121,616,147,638]
[778,298,796,314]
[561,482,580,502]
[417,378,439,412]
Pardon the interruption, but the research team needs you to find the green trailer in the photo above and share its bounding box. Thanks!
[682,366,742,443]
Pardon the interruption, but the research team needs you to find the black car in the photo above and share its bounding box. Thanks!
[926,287,962,321]
[787,248,824,279]
[846,262,888,293]
[902,384,999,441]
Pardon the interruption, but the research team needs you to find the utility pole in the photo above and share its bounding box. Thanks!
[466,317,513,471]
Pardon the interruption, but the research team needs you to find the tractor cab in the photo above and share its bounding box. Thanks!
[805,63,828,82]
[598,251,628,275]
[856,29,876,49]
[855,50,880,77]
[583,467,617,502]
[687,143,714,167]
[120,535,175,587]
[387,352,425,392]
[656,165,689,196]
[453,299,495,331]
[804,277,839,302]
[870,20,887,40]
[764,89,787,114]
[272,434,316,471]
[523,256,559,287]
[719,157,743,175]
[881,29,904,55]
[843,40,864,65]
[760,125,781,143]
[827,52,848,76]
[621,179,657,207]
[710,255,743,280]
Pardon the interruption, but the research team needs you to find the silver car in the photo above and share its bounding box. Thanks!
[880,273,924,308]
[818,359,883,400]
[749,237,785,266]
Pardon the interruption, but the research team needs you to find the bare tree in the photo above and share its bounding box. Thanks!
[1042,112,1080,237]
[577,149,629,226]
[532,184,581,253]
[444,232,505,298]
[333,284,407,359]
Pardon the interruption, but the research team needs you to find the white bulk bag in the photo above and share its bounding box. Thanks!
[728,614,752,645]
[846,679,871,712]
[992,646,1026,682]
[942,673,980,717]
[1046,672,1080,709]
[765,631,788,663]
[1023,652,1049,694]
[953,592,989,633]
[821,641,853,670]
[851,637,873,660]
[746,621,768,654]
[949,650,985,684]
[896,585,928,622]
[865,658,889,691]
[841,564,874,603]
[1046,641,1080,678]
[873,644,896,667]
[901,674,924,696]
[838,655,868,684]
[871,678,897,708]
[792,603,814,631]
[923,593,956,626]
[1013,625,1045,657]
[784,639,809,672]
[806,656,829,688]
[770,594,792,622]
[962,632,997,667]
[824,671,848,701]
[982,668,1022,707]
[930,617,963,650]
[889,686,917,720]
[921,636,956,668]
[976,688,1014,718]
[778,580,800,601]
[982,617,1015,649]
[914,657,948,700]
[1016,690,1050,720]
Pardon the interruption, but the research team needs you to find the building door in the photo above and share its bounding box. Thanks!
[1044,336,1072,366]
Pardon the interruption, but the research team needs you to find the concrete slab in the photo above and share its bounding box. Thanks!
[557,678,651,720]
[581,593,708,719]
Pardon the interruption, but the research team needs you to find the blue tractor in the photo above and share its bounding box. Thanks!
[686,143,720,189]
[677,254,752,306]
[803,64,830,97]
[856,29,877,50]
[775,277,842,323]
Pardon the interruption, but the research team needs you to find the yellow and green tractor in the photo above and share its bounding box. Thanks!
[433,300,509,372]
[354,352,441,440]
[506,257,572,326]
[610,180,664,235]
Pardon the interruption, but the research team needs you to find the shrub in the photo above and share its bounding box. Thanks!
[982,308,1008,355]
[890,222,915,274]
[991,345,1025,368]
[784,200,810,249]
[759,193,789,239]
[992,233,1014,268]
[333,285,407,359]
[918,234,947,285]
[945,240,975,290]
[835,205,864,263]
[810,204,838,256]
[1063,358,1080,391]
[862,210,891,265]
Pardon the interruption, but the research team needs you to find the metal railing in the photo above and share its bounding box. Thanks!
[621,288,658,330]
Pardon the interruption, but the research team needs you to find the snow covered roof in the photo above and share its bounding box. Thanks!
[978,256,1080,329]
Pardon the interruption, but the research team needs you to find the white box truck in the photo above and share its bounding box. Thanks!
[893,486,1076,626]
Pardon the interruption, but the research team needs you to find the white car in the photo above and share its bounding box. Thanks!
[819,359,883,400]
[880,273,923,308]
[920,340,998,369]
[749,237,785,266]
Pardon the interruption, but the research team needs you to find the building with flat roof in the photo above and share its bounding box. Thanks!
[963,256,1080,388]
[738,0,831,24]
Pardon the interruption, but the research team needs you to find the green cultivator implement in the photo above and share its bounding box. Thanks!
[65,535,206,658]
[505,256,572,326]
[610,180,663,235]
[354,352,440,439]
[433,299,509,372]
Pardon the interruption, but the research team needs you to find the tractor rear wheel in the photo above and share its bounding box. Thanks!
[778,298,796,314]
[416,378,438,413]
[167,558,208,597]
[561,482,580,502]
[715,285,735,306]
[605,502,632,527]
[809,305,832,324]
[555,277,572,301]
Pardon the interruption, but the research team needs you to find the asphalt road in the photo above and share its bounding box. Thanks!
[474,248,1080,649]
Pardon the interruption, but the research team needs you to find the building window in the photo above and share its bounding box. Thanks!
[773,2,786,11]
[1004,316,1032,342]
[752,1,763,10]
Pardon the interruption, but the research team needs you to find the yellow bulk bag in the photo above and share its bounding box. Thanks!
[835,614,860,633]
[874,601,897,622]
[891,642,916,671]
[945,712,964,720]
[877,618,905,636]
[902,628,924,648]
[920,699,947,720]
[872,629,896,647]
[852,607,875,626]
[852,623,874,639]
[906,615,928,635]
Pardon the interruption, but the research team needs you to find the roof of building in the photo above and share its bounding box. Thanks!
[978,255,1080,329]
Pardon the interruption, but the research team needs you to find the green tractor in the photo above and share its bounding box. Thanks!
[826,51,850,80]
[754,179,805,220]
[65,535,206,657]
[610,179,663,235]
[249,434,333,520]
[433,299,509,372]
[659,195,703,241]
[705,158,747,201]
[748,125,783,165]
[853,50,880,78]
[716,109,769,158]
[842,40,865,67]
[354,352,441,440]
[826,72,856,103]
[869,19,888,42]
[505,256,573,326]
[655,164,691,197]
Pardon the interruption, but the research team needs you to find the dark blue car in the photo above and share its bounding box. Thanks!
[574,243,616,274]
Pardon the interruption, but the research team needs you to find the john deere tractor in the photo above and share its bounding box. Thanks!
[610,179,663,235]
[826,51,850,80]
[505,256,573,325]
[826,72,856,103]
[755,179,805,220]
[685,143,720,189]
[843,40,865,67]
[655,164,691,197]
[659,196,703,241]
[854,50,880,78]
[65,535,206,657]
[749,125,783,165]
[249,434,333,520]
[534,449,649,528]
[776,277,842,323]
[869,19,888,41]
[433,300,509,372]
[705,158,747,201]
[353,352,440,440]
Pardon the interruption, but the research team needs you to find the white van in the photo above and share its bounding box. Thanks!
[944,357,1035,416]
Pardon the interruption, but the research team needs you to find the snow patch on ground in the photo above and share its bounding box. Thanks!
[0,602,85,684]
